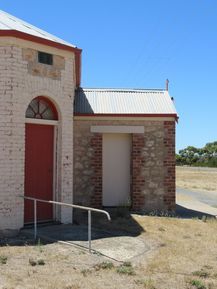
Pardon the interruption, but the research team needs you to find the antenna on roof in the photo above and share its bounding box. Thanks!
[166,79,169,91]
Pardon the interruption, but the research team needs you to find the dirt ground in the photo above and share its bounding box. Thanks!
[176,166,217,192]
[1,215,217,289]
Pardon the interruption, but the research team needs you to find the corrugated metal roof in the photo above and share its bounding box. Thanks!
[74,88,178,116]
[0,10,76,48]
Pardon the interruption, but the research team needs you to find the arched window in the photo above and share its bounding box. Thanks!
[26,97,58,120]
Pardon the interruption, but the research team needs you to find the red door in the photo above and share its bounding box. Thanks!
[24,124,54,223]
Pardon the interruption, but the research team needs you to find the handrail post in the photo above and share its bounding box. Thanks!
[88,210,91,253]
[34,199,37,240]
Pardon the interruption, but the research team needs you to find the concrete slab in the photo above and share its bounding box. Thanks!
[21,224,149,262]
[90,235,147,261]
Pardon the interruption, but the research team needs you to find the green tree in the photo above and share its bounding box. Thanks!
[176,141,217,167]
[178,146,200,166]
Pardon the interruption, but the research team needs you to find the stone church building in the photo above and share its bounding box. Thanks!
[0,10,178,235]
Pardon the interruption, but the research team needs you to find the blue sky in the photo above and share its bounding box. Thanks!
[1,1,217,151]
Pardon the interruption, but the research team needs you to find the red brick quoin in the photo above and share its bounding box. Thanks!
[163,121,176,210]
[90,133,102,208]
[131,133,145,210]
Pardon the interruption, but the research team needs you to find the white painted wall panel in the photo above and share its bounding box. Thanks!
[103,133,131,206]
[91,125,144,133]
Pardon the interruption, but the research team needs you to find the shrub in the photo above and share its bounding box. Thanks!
[116,262,135,275]
[189,279,206,289]
[29,258,45,266]
[0,255,7,265]
[29,258,37,266]
[37,259,45,265]
[192,270,210,278]
[94,261,114,270]
[80,269,91,276]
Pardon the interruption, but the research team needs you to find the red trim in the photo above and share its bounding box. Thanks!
[0,30,82,87]
[74,113,178,119]
[33,96,58,120]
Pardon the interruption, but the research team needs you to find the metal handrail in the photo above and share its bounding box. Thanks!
[21,196,111,253]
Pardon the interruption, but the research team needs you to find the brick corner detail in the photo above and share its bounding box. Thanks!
[90,133,102,208]
[163,121,176,210]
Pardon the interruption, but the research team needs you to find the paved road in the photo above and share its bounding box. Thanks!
[177,188,217,207]
[176,188,217,217]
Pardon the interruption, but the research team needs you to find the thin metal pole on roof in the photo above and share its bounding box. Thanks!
[166,79,169,91]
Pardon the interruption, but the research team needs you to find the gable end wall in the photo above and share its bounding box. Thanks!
[0,42,75,236]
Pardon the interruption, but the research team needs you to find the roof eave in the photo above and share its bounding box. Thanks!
[0,29,82,87]
[74,113,178,119]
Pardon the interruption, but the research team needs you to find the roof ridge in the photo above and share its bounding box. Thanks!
[0,9,77,48]
[77,87,166,92]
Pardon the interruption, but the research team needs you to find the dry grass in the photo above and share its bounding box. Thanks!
[176,166,217,192]
[1,216,217,289]
[134,216,217,289]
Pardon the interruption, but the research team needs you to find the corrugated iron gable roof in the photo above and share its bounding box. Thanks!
[74,88,178,116]
[0,10,76,48]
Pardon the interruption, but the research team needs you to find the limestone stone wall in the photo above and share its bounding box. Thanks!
[0,39,75,235]
[22,48,65,80]
[73,118,176,212]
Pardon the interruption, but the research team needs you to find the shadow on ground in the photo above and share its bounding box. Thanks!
[0,210,144,245]
[176,204,214,219]
[14,211,148,262]
[1,206,214,261]
[74,208,145,237]
[2,205,214,248]
[21,209,145,243]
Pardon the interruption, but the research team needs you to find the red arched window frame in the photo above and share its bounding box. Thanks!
[26,96,58,120]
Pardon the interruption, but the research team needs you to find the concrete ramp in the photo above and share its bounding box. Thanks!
[22,224,149,262]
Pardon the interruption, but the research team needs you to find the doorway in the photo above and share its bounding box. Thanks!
[102,133,131,206]
[24,96,58,223]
